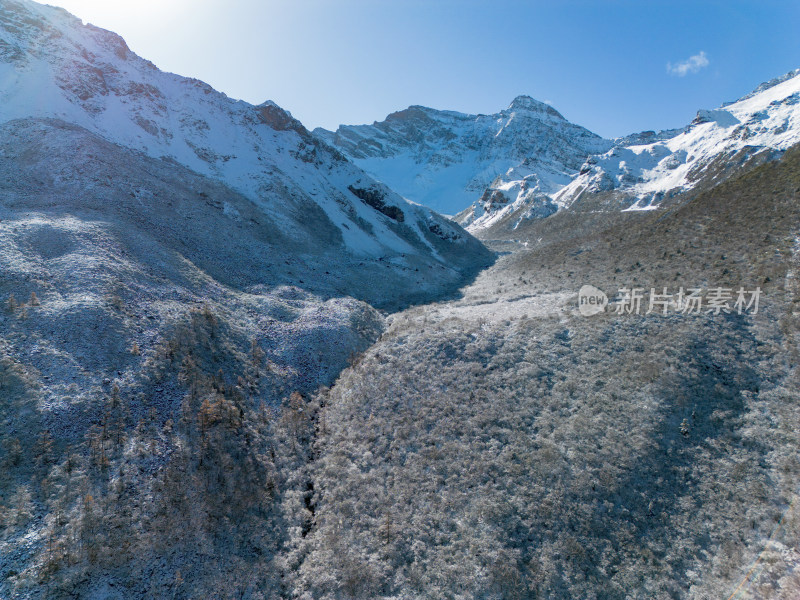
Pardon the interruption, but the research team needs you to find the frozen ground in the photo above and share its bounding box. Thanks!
[294,147,800,600]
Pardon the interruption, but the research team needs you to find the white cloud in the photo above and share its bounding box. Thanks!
[667,51,710,77]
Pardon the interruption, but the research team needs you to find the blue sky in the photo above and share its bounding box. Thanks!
[51,0,800,138]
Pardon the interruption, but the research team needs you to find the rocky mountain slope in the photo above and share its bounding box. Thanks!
[553,68,800,210]
[319,65,800,235]
[0,0,490,292]
[465,68,800,232]
[315,96,612,217]
[1,0,798,598]
[294,143,800,600]
[0,2,489,597]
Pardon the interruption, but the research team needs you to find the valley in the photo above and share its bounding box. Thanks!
[0,1,799,598]
[292,147,800,599]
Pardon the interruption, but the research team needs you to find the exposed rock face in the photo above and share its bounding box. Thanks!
[347,186,405,222]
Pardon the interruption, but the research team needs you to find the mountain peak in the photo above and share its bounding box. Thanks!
[738,68,800,103]
[507,95,564,119]
[316,94,610,215]
[509,95,538,109]
[384,105,434,122]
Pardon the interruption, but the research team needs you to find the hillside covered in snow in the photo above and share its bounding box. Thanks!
[0,4,491,595]
[466,68,800,231]
[315,96,612,217]
[2,1,800,598]
[554,68,800,211]
[319,66,800,234]
[0,0,491,300]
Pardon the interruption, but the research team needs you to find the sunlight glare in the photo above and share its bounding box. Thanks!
[49,0,191,30]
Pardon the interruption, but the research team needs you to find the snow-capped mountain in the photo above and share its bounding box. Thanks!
[314,97,612,217]
[320,67,800,234]
[474,68,800,233]
[553,69,800,212]
[0,0,489,294]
